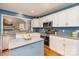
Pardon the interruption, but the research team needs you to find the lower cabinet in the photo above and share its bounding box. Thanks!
[65,38,79,56]
[49,36,56,51]
[9,40,44,56]
[49,36,65,55]
[55,36,65,55]
[49,35,79,56]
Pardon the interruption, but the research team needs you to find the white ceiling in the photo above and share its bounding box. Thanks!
[0,3,72,17]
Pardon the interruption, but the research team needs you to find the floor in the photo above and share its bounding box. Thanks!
[44,45,62,56]
[2,49,9,56]
[0,51,2,56]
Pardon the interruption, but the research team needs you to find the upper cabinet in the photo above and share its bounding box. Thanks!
[50,6,79,27]
[66,6,79,27]
[31,18,40,28]
[32,5,79,27]
[39,16,50,27]
[53,13,59,27]
[57,10,67,27]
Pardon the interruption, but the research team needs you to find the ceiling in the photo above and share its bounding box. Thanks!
[0,3,72,17]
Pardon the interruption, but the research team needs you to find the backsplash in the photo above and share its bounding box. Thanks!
[33,28,44,33]
[33,27,79,35]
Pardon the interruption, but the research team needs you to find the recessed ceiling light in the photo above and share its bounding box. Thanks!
[31,10,35,13]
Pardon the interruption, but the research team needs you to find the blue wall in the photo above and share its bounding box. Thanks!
[0,9,33,19]
[0,14,1,33]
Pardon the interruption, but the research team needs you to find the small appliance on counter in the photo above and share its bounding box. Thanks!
[71,32,78,39]
[24,33,31,40]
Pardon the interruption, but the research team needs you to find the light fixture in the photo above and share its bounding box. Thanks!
[62,30,65,32]
[31,10,35,13]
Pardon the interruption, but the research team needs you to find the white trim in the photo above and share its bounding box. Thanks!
[0,14,3,55]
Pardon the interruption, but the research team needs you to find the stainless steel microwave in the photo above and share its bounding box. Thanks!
[43,22,52,28]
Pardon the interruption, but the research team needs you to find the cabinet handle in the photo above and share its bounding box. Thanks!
[65,22,68,25]
[63,43,65,46]
[57,24,59,26]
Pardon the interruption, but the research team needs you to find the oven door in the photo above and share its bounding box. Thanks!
[44,36,49,46]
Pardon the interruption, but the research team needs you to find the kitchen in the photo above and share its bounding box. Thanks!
[0,3,79,56]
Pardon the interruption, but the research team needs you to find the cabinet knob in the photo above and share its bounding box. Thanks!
[63,43,65,46]
[57,24,59,26]
[65,22,68,25]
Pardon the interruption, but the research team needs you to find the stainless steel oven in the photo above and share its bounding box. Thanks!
[40,34,49,47]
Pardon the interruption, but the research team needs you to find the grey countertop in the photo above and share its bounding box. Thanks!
[41,32,79,40]
[52,32,79,40]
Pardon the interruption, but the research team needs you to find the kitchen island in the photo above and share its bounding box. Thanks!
[8,33,44,56]
[9,39,44,56]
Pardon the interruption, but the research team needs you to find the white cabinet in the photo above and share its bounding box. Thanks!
[65,38,79,56]
[55,36,65,55]
[49,35,56,51]
[32,6,79,27]
[49,36,65,55]
[66,6,79,27]
[57,10,67,27]
[48,14,54,27]
[39,16,49,27]
[39,18,43,27]
[53,13,59,27]
[50,10,67,27]
[31,18,40,27]
[50,35,79,56]
[3,35,9,50]
[31,18,40,32]
[51,6,79,27]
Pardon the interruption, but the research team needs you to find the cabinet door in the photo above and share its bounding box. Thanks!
[39,18,43,27]
[2,35,9,50]
[49,36,56,51]
[55,36,65,55]
[50,36,65,55]
[58,10,67,27]
[65,39,78,56]
[66,6,79,27]
[48,14,54,27]
[32,19,40,27]
[31,20,34,32]
[39,17,47,27]
[42,16,48,23]
[53,13,59,27]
